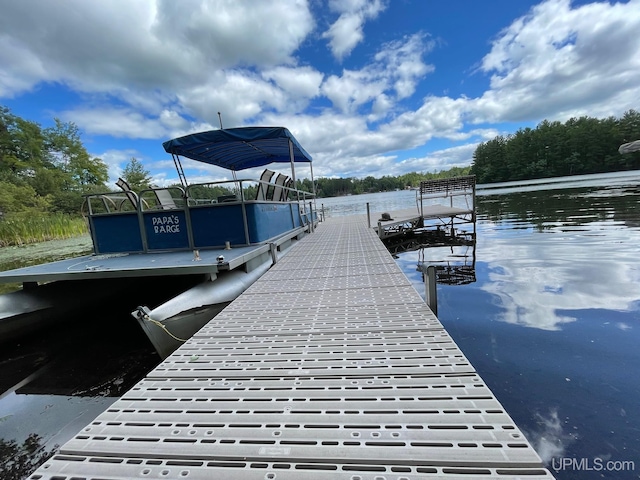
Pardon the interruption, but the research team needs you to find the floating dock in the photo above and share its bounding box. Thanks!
[30,214,554,479]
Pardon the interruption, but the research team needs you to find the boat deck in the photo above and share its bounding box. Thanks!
[30,215,554,479]
[0,227,307,285]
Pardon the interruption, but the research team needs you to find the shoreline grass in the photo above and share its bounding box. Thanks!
[0,213,88,247]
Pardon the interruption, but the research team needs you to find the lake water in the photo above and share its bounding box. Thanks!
[1,170,639,479]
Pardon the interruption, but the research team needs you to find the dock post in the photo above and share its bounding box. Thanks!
[424,265,438,315]
[366,202,371,228]
[269,243,277,264]
[309,202,315,232]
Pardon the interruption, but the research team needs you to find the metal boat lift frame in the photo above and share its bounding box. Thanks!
[376,175,476,242]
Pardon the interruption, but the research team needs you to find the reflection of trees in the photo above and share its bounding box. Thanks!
[477,184,640,231]
[0,434,57,480]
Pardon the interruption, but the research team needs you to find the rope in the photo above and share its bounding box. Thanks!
[141,312,187,342]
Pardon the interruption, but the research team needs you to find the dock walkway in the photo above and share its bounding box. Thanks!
[31,215,554,479]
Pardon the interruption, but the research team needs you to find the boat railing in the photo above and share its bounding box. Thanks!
[83,176,317,254]
[183,178,315,204]
[83,192,139,215]
[84,179,315,213]
[185,177,317,229]
[139,186,187,211]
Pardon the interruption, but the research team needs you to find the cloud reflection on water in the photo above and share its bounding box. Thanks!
[477,218,640,331]
[522,408,581,467]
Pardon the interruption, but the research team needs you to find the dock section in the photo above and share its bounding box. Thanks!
[30,215,554,479]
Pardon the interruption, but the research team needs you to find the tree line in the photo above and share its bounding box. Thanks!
[298,167,471,197]
[470,110,640,184]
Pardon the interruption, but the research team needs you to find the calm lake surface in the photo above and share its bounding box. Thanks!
[1,170,639,479]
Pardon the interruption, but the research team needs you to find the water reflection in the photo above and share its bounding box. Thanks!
[0,282,165,479]
[386,238,477,286]
[392,173,640,477]
[476,184,640,331]
[0,434,56,480]
[478,183,640,231]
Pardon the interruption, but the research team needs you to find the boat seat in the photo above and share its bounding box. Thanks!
[154,188,178,209]
[116,177,139,210]
[255,169,276,200]
[282,177,294,201]
[269,173,288,201]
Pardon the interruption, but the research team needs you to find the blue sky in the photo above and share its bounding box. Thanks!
[1,0,639,186]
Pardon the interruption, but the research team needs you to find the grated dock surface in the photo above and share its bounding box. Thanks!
[30,217,554,479]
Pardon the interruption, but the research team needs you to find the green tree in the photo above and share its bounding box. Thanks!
[0,107,46,181]
[122,157,152,191]
[619,109,640,143]
[187,183,234,202]
[298,178,315,193]
[0,181,50,213]
[471,135,508,183]
[43,119,108,192]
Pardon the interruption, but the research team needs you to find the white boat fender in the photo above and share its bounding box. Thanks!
[132,305,187,342]
[217,255,225,263]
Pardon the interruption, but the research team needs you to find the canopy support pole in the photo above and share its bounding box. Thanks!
[310,163,316,196]
[289,139,299,202]
[310,162,317,214]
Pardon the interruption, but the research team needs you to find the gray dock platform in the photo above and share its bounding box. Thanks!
[30,216,554,479]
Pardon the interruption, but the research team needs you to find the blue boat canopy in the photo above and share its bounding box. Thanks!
[162,127,312,171]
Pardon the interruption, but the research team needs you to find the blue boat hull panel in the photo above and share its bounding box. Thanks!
[92,213,143,253]
[189,204,247,247]
[246,203,297,243]
[143,211,190,250]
